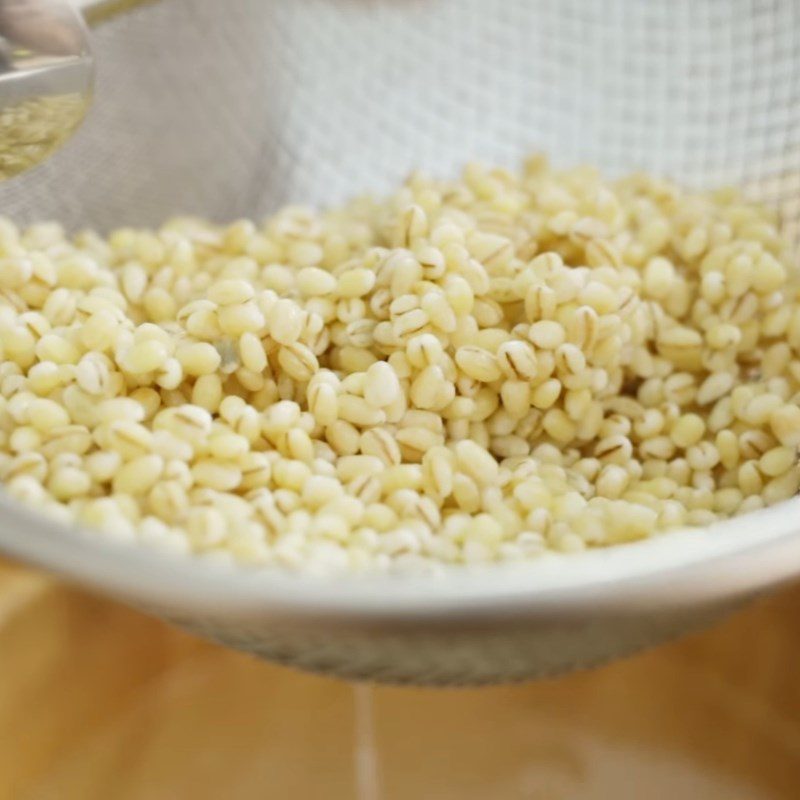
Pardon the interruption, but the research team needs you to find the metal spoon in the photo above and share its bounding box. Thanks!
[0,0,93,179]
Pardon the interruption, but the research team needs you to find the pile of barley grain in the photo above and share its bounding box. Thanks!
[0,156,798,573]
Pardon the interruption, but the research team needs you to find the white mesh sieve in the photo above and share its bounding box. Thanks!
[0,0,797,683]
[0,0,798,238]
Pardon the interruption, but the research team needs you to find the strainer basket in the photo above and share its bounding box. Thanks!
[8,0,800,235]
[0,0,799,685]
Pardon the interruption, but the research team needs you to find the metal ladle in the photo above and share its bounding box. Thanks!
[0,0,93,179]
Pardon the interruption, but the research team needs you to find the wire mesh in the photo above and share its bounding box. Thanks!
[0,0,797,240]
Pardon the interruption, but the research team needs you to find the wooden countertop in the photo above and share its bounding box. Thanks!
[1,560,799,799]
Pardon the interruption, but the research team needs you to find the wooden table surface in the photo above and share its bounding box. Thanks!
[1,560,799,800]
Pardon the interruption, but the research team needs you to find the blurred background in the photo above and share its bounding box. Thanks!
[2,561,800,799]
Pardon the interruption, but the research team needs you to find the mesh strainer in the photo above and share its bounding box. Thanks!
[0,0,799,685]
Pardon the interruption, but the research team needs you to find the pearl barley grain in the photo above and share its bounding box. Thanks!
[364,361,401,408]
[0,154,798,574]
